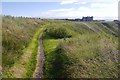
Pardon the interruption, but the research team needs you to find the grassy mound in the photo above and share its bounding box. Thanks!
[45,26,72,39]
[43,42,72,78]
[61,34,118,78]
[43,20,119,78]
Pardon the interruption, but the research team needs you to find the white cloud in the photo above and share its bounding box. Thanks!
[81,2,87,4]
[49,8,74,12]
[40,7,93,19]
[60,0,119,5]
[40,1,118,20]
[91,3,108,8]
[91,2,118,8]
[40,8,77,18]
[60,0,87,5]
[60,0,79,4]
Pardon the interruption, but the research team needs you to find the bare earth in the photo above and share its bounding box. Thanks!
[33,34,45,78]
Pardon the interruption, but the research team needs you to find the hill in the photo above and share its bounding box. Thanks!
[2,16,119,78]
[2,16,45,77]
[43,20,119,78]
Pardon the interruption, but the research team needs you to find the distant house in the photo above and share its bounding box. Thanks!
[114,20,118,22]
[82,16,93,21]
[61,16,94,21]
[114,20,120,25]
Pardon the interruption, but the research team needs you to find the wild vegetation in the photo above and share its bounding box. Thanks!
[45,26,72,39]
[43,20,119,78]
[2,16,119,78]
[2,16,45,77]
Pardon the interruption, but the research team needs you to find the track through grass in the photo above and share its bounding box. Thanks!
[3,24,47,78]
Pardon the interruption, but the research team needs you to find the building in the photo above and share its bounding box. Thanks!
[82,16,93,21]
[114,20,120,25]
[61,16,94,21]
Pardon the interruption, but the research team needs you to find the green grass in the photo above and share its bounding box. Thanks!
[2,16,47,78]
[62,33,118,78]
[24,26,46,78]
[43,35,72,78]
[2,16,119,78]
[43,38,59,78]
[43,20,119,78]
[3,25,46,78]
[45,27,72,39]
[2,16,43,68]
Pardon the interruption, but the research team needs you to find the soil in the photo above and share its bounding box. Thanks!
[33,33,45,78]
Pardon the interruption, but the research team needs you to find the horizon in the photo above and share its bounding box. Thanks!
[2,15,118,21]
[2,1,119,20]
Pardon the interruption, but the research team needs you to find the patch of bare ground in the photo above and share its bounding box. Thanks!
[33,34,45,78]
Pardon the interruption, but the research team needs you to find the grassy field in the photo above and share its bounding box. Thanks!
[2,16,119,78]
[43,20,119,78]
[2,16,46,77]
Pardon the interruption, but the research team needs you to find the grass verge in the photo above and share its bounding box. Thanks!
[3,24,46,78]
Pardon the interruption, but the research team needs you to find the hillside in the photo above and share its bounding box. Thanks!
[2,16,119,78]
[43,20,119,78]
[2,16,45,77]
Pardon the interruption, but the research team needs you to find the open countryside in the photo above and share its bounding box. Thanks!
[2,1,120,78]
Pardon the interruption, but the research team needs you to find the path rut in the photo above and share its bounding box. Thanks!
[33,33,45,78]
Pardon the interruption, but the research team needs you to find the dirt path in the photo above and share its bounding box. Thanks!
[33,33,45,78]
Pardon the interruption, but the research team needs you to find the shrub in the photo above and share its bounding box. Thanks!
[45,27,72,39]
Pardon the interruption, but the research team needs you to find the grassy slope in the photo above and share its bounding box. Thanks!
[43,20,118,78]
[6,26,45,78]
[62,34,118,78]
[43,37,59,78]
[2,16,47,78]
[2,16,42,67]
[2,17,119,78]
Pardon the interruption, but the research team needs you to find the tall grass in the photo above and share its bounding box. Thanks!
[2,17,118,78]
[43,20,118,78]
[62,34,118,78]
[2,16,43,77]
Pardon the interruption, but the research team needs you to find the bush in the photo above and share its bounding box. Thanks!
[45,27,72,39]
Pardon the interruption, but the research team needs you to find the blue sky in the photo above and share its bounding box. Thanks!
[2,0,119,20]
[2,2,62,17]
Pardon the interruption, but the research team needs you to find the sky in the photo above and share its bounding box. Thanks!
[2,0,119,20]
